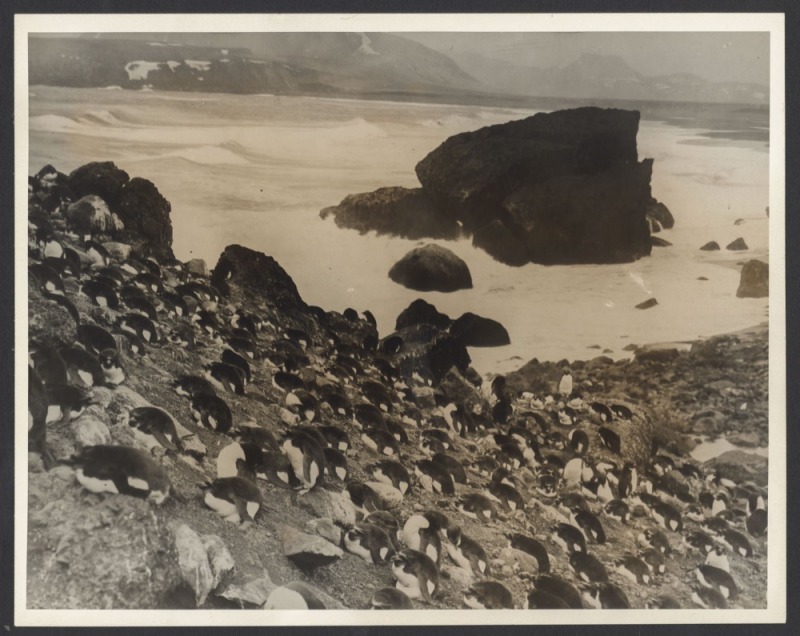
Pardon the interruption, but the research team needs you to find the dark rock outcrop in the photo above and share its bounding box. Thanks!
[650,236,672,247]
[395,299,452,330]
[388,244,472,292]
[320,187,458,240]
[635,298,659,310]
[415,107,654,265]
[471,219,529,266]
[736,260,769,298]
[700,241,721,251]
[449,312,510,347]
[646,198,675,229]
[68,161,130,210]
[726,237,749,251]
[116,177,174,261]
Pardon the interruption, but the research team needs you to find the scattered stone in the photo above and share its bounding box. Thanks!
[102,241,132,260]
[174,524,215,607]
[705,450,768,487]
[281,525,343,573]
[635,298,658,310]
[700,241,720,251]
[736,260,768,298]
[305,517,342,546]
[200,534,236,591]
[219,574,277,608]
[186,258,209,277]
[73,414,111,447]
[389,244,473,292]
[726,237,749,251]
[366,481,404,509]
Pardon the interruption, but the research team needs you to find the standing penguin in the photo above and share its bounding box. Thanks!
[391,549,439,603]
[558,369,573,398]
[281,430,325,494]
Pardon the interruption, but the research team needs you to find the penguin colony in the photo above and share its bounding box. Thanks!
[26,164,768,610]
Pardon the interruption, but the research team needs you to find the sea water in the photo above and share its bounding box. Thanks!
[27,86,770,376]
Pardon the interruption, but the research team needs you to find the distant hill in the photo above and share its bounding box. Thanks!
[28,35,768,105]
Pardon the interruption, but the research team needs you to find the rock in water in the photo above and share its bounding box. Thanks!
[700,241,721,251]
[471,219,530,266]
[449,312,510,347]
[395,298,452,330]
[415,107,656,265]
[646,198,675,229]
[736,260,768,298]
[650,236,672,247]
[726,237,749,251]
[635,298,659,310]
[320,186,458,240]
[388,244,472,292]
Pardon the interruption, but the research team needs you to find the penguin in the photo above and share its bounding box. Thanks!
[535,472,560,499]
[506,533,550,573]
[116,330,147,357]
[281,430,325,493]
[97,348,126,386]
[222,348,251,384]
[691,585,728,609]
[684,530,716,554]
[84,241,111,267]
[532,575,583,609]
[59,346,106,388]
[380,335,403,355]
[442,525,489,576]
[318,425,350,452]
[615,555,652,585]
[127,406,183,452]
[569,429,589,455]
[569,551,608,583]
[558,368,573,397]
[361,379,394,413]
[650,501,683,532]
[582,583,630,609]
[705,546,730,573]
[489,481,526,512]
[414,459,455,495]
[216,442,267,480]
[353,403,385,430]
[640,547,666,575]
[701,516,731,537]
[617,462,638,499]
[41,293,79,330]
[362,427,400,457]
[30,263,66,295]
[61,444,172,504]
[369,460,411,496]
[233,425,280,453]
[719,529,754,558]
[471,455,500,478]
[117,313,160,345]
[264,582,325,610]
[383,418,410,445]
[463,581,514,609]
[201,476,262,524]
[492,399,514,425]
[165,323,194,349]
[610,403,634,420]
[323,447,348,481]
[285,389,319,422]
[322,392,353,420]
[695,564,738,600]
[589,401,614,422]
[28,367,54,468]
[647,594,681,609]
[603,499,630,523]
[187,392,231,433]
[29,341,68,386]
[227,336,257,360]
[343,481,386,515]
[524,588,570,609]
[343,523,395,564]
[370,587,413,610]
[391,549,439,602]
[570,508,606,544]
[173,374,217,399]
[638,529,671,554]
[552,523,587,554]
[77,324,118,357]
[206,362,246,395]
[597,426,621,455]
[746,494,767,537]
[400,512,448,554]
[44,384,91,423]
[415,525,443,567]
[456,493,496,522]
[124,296,159,321]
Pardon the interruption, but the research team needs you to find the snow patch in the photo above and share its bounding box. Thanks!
[125,61,161,81]
[185,59,212,71]
[355,33,379,56]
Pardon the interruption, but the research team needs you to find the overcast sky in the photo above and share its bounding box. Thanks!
[402,32,770,85]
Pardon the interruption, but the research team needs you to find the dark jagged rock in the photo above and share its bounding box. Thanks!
[704,451,768,487]
[736,260,768,298]
[635,298,659,310]
[700,241,721,251]
[117,177,174,261]
[471,219,529,266]
[726,237,749,251]
[634,346,680,363]
[67,161,130,210]
[449,312,510,347]
[388,244,472,292]
[650,236,672,247]
[212,244,306,312]
[428,334,471,382]
[646,198,675,229]
[415,107,655,265]
[395,299,452,331]
[320,186,458,240]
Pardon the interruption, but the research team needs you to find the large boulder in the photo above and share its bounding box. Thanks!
[117,177,174,261]
[415,107,655,265]
[388,244,472,292]
[320,187,458,240]
[395,298,452,330]
[700,241,721,251]
[449,312,510,347]
[736,260,769,298]
[726,237,749,251]
[67,161,130,210]
[65,195,123,239]
[471,219,530,266]
[646,198,675,229]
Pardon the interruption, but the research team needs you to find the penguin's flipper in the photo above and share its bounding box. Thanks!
[232,495,256,524]
[42,291,81,326]
[151,428,180,452]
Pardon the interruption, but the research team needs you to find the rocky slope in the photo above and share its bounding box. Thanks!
[26,162,767,612]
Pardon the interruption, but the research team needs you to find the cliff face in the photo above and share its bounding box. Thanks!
[323,107,666,266]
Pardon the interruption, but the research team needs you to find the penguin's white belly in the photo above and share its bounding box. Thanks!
[344,536,373,562]
[216,443,246,478]
[204,492,237,518]
[77,469,119,494]
[446,544,472,572]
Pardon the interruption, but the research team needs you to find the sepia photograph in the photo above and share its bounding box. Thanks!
[14,10,786,627]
